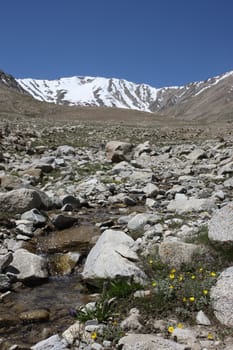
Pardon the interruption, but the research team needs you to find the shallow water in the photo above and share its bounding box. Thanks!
[0,275,90,347]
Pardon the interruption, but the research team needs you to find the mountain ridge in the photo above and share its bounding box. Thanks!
[1,69,233,121]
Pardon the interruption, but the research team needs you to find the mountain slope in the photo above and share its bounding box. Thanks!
[17,70,233,120]
[17,76,159,112]
[151,71,233,120]
[0,70,27,94]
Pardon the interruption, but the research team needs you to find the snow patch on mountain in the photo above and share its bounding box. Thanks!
[17,76,160,112]
[16,70,233,113]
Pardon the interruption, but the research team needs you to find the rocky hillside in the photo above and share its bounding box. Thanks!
[0,120,233,349]
[0,70,27,94]
[16,70,233,120]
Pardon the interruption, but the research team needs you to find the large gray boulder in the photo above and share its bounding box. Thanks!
[208,203,233,244]
[118,334,187,350]
[0,188,53,214]
[210,266,233,327]
[82,229,146,284]
[105,141,133,163]
[10,249,48,282]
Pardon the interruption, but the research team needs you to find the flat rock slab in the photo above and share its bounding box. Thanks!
[118,334,187,350]
[210,266,233,327]
[167,194,216,214]
[208,202,233,244]
[31,334,69,350]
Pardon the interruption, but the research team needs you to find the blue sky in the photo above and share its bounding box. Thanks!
[1,0,233,87]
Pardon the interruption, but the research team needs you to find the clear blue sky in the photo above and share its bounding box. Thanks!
[1,0,233,87]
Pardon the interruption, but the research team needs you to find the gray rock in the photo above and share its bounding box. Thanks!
[0,274,11,291]
[31,334,69,350]
[0,188,53,214]
[56,145,75,156]
[127,213,150,232]
[143,183,159,197]
[52,214,77,230]
[21,208,47,226]
[120,308,142,331]
[34,162,54,173]
[134,141,151,157]
[172,328,198,348]
[62,320,83,344]
[218,161,233,175]
[118,334,187,350]
[10,249,48,282]
[105,141,133,163]
[186,148,206,161]
[210,266,233,327]
[167,194,216,214]
[82,229,146,284]
[0,252,13,272]
[196,310,211,326]
[159,241,200,268]
[208,203,233,244]
[61,195,81,210]
[0,174,25,190]
[16,220,34,236]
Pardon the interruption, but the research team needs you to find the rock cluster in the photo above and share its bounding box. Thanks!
[0,122,233,349]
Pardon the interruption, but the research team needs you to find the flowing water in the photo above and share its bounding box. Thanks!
[0,275,90,347]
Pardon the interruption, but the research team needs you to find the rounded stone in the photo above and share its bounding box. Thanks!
[19,309,50,323]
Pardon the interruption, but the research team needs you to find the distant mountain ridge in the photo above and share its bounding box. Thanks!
[1,69,233,120]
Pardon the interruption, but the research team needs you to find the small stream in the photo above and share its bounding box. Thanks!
[0,206,137,348]
[0,275,90,347]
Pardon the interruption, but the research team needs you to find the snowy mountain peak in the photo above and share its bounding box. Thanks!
[17,75,159,112]
[16,70,233,116]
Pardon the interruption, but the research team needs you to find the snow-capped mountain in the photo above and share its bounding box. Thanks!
[1,68,233,120]
[16,71,233,117]
[17,76,159,112]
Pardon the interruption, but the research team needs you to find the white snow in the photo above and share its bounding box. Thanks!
[16,70,233,112]
[17,76,160,112]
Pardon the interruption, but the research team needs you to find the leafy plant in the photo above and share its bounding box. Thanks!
[106,278,142,299]
[76,298,114,323]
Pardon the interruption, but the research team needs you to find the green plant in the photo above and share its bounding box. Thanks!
[106,278,142,299]
[135,258,218,321]
[76,298,114,323]
[100,321,125,344]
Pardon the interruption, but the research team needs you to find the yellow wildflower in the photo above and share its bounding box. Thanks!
[179,275,183,282]
[91,332,97,340]
[199,267,203,272]
[177,323,183,329]
[182,297,187,302]
[169,285,174,289]
[151,281,157,287]
[189,296,195,302]
[210,272,216,277]
[191,275,196,280]
[207,333,214,340]
[170,268,176,273]
[168,326,174,333]
[169,273,175,280]
[203,290,208,295]
[149,259,153,265]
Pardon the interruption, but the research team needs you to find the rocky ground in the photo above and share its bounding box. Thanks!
[0,118,233,350]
